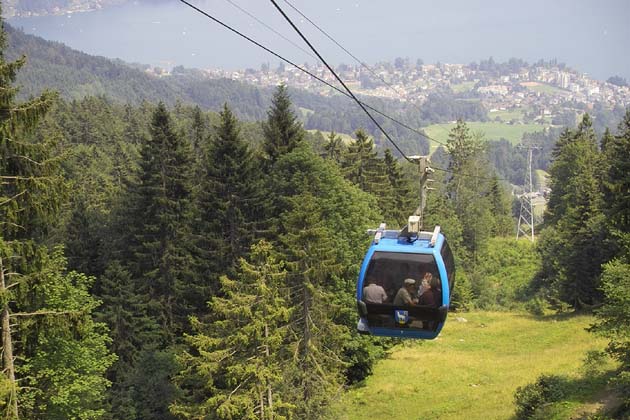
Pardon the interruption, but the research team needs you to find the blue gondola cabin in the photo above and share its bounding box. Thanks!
[356,224,455,339]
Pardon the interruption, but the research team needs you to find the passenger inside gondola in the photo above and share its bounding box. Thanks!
[363,277,388,304]
[361,251,443,331]
[417,273,441,307]
[393,278,418,306]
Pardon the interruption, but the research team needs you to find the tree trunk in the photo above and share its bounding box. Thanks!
[302,285,311,402]
[264,322,274,419]
[1,256,19,419]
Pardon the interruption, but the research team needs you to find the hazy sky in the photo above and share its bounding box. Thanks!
[8,0,630,80]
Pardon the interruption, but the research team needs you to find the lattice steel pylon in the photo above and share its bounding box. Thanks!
[516,145,540,242]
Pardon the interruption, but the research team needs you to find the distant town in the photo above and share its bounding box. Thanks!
[156,59,630,125]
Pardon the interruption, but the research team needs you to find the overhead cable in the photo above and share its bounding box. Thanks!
[280,0,403,97]
[177,0,445,149]
[178,0,508,183]
[268,0,412,161]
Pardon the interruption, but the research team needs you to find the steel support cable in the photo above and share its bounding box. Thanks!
[280,0,403,97]
[178,0,506,183]
[268,0,412,162]
[279,0,456,149]
[178,0,444,148]
[222,0,320,63]
[271,1,514,184]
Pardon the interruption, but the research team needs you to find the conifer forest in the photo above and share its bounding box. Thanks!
[1,9,630,420]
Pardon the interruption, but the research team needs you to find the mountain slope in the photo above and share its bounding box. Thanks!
[5,24,273,120]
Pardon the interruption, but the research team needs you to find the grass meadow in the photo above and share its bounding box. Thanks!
[423,122,549,152]
[451,81,477,93]
[520,82,568,96]
[333,312,611,420]
[489,108,527,122]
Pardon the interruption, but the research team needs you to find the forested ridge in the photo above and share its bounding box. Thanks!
[1,13,630,420]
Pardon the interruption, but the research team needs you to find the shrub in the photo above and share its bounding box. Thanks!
[525,297,547,316]
[514,374,567,419]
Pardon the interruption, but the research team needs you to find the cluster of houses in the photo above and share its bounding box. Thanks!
[196,61,630,123]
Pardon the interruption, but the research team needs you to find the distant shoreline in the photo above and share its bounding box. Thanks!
[2,0,126,19]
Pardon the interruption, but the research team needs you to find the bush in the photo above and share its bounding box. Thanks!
[514,374,567,419]
[581,350,609,378]
[450,270,474,311]
[525,297,547,316]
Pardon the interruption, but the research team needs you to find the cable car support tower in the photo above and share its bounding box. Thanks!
[516,145,540,242]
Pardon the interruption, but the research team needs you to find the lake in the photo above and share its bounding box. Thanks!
[7,0,630,81]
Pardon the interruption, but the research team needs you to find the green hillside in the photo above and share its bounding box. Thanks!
[334,312,613,420]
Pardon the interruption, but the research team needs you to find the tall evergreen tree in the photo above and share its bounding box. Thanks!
[445,120,493,261]
[189,105,209,168]
[589,258,630,412]
[278,193,346,419]
[266,142,383,389]
[488,175,514,237]
[195,104,265,287]
[382,149,416,227]
[323,130,345,164]
[125,102,195,339]
[342,129,388,202]
[602,109,630,239]
[172,241,293,419]
[116,103,195,419]
[96,261,158,420]
[262,84,304,166]
[539,114,606,307]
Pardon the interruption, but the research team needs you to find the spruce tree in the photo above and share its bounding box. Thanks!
[96,261,159,419]
[265,143,382,390]
[539,114,606,307]
[323,130,345,164]
[278,193,346,419]
[602,109,630,238]
[195,104,265,286]
[118,103,195,418]
[382,149,415,227]
[590,258,630,409]
[488,175,514,237]
[172,241,293,419]
[262,84,304,166]
[125,102,196,338]
[342,129,388,201]
[445,120,493,261]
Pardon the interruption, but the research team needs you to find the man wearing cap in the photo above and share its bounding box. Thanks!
[393,278,418,306]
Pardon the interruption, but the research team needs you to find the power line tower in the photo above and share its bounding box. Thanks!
[516,145,540,242]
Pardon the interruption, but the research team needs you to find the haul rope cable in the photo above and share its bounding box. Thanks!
[178,0,509,182]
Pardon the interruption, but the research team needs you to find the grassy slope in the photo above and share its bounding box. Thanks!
[334,312,608,420]
[424,122,549,152]
[521,82,568,96]
[489,108,527,122]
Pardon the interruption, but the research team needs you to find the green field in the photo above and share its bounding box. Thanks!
[489,108,526,122]
[424,122,549,152]
[333,312,611,420]
[521,82,568,96]
[451,81,476,93]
